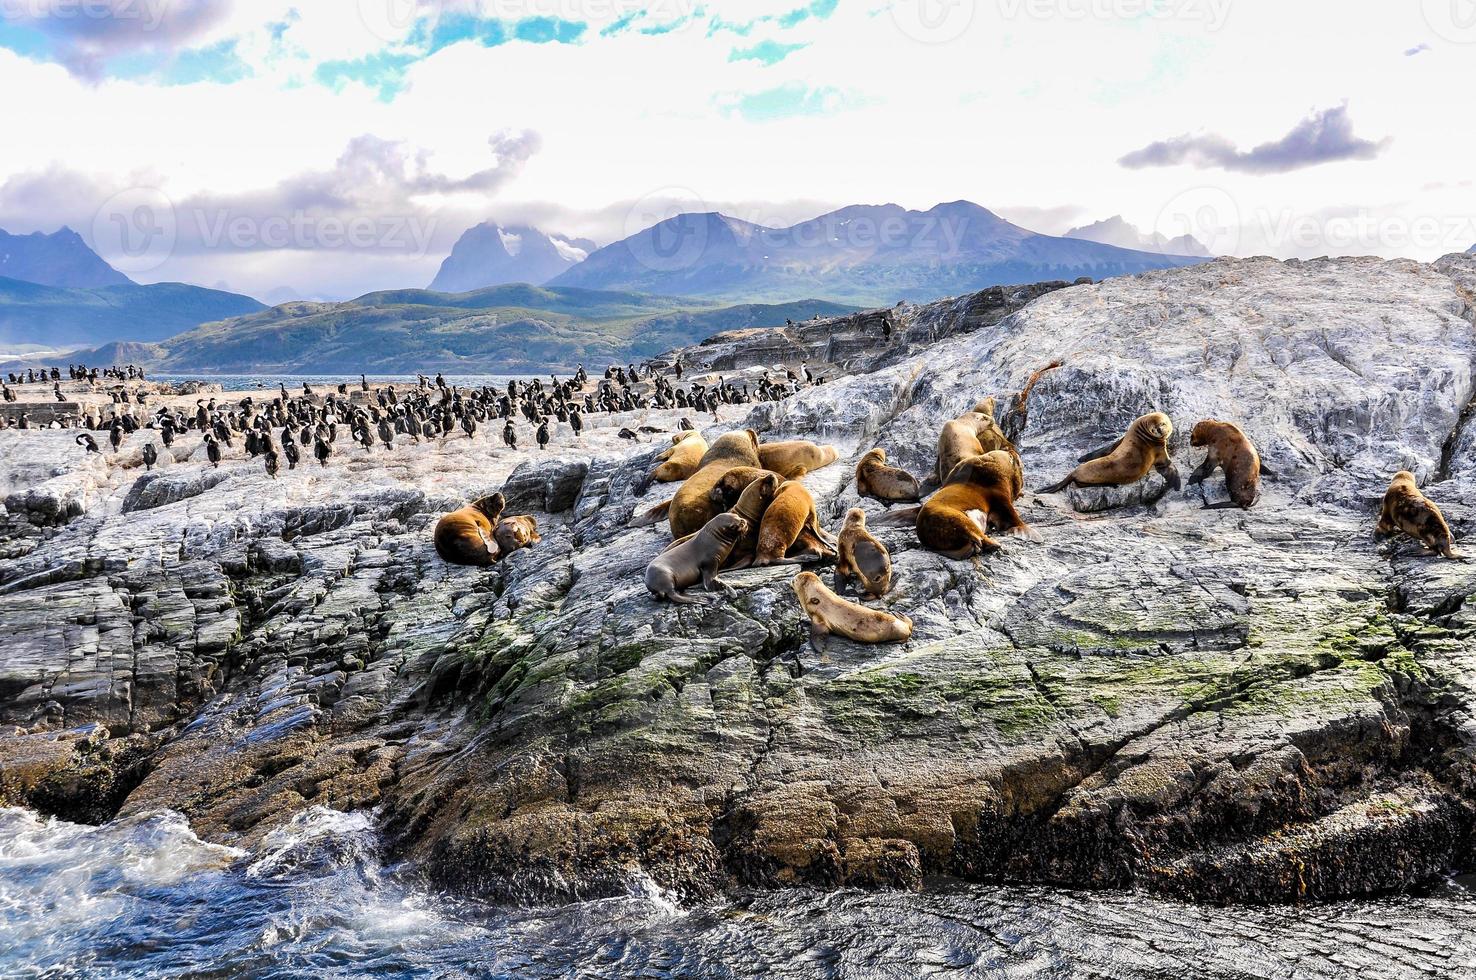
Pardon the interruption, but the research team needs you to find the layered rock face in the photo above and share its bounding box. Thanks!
[3,254,1476,906]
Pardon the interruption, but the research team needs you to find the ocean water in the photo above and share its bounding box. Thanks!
[2,806,1474,979]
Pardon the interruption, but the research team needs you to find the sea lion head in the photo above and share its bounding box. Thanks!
[1189,419,1219,447]
[1390,470,1418,490]
[707,511,749,544]
[968,397,997,417]
[1134,412,1173,446]
[733,472,783,520]
[844,507,867,529]
[792,570,823,607]
[472,492,506,519]
[861,448,885,465]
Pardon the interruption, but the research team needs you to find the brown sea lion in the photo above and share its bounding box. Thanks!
[492,514,541,557]
[666,471,783,570]
[835,508,892,599]
[933,397,1018,488]
[754,480,837,566]
[630,429,762,537]
[1040,412,1179,494]
[855,448,921,505]
[646,512,749,603]
[1188,419,1270,509]
[917,450,1039,559]
[1376,472,1463,558]
[792,570,912,653]
[433,493,506,567]
[634,431,708,496]
[758,440,839,480]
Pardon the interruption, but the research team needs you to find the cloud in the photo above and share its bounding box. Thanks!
[729,39,806,65]
[1118,104,1390,175]
[3,0,234,80]
[1404,43,1431,56]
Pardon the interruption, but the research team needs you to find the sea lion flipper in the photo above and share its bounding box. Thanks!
[872,505,922,526]
[1039,476,1073,494]
[1077,437,1123,464]
[630,499,672,527]
[1187,458,1216,486]
[1159,462,1182,491]
[1259,462,1278,479]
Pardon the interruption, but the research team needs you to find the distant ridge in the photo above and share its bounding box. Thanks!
[549,201,1205,305]
[0,227,132,289]
[1064,215,1212,258]
[430,222,596,292]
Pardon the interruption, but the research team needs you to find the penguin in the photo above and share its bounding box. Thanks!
[142,443,158,471]
[314,437,331,467]
[264,448,281,480]
[377,417,395,451]
[204,434,222,469]
[109,423,124,453]
[568,409,583,439]
[76,432,100,454]
[618,427,639,442]
[503,419,517,450]
[283,439,300,470]
[461,413,477,440]
[536,419,550,451]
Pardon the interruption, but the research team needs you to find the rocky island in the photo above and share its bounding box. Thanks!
[4,253,1476,910]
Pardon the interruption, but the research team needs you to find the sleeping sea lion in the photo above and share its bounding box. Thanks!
[1040,412,1179,494]
[835,508,892,599]
[1188,419,1270,509]
[758,440,839,479]
[917,450,1038,559]
[754,480,837,566]
[492,514,541,557]
[634,431,708,495]
[792,571,912,653]
[855,448,921,505]
[1376,471,1462,558]
[433,493,506,567]
[645,512,749,603]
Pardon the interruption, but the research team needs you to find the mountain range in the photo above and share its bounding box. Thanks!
[50,285,857,374]
[1064,215,1211,258]
[0,276,265,349]
[546,202,1206,305]
[0,227,133,289]
[429,222,595,292]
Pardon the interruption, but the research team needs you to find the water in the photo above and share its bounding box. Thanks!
[3,807,1474,978]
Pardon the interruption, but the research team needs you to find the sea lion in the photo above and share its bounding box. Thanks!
[933,397,1018,488]
[792,571,912,653]
[632,429,762,538]
[1040,412,1180,494]
[645,512,749,604]
[492,514,542,557]
[1376,472,1462,559]
[835,508,892,599]
[1188,419,1270,509]
[855,448,921,505]
[634,431,708,496]
[668,470,783,569]
[754,480,837,566]
[917,450,1039,559]
[433,493,507,567]
[758,439,839,479]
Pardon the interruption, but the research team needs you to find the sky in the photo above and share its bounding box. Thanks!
[0,0,1472,301]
